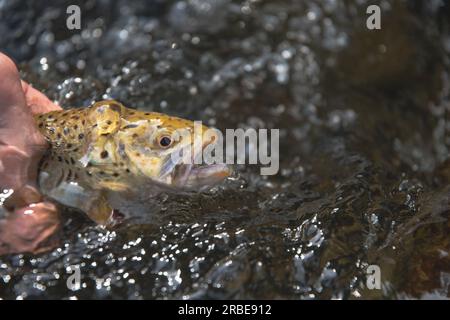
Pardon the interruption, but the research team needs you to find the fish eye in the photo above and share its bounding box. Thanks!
[158,135,172,148]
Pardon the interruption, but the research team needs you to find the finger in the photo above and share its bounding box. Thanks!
[0,53,47,190]
[0,145,33,191]
[0,201,60,255]
[21,80,61,114]
[2,184,43,212]
[0,53,33,133]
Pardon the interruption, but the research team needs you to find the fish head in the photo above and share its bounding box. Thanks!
[88,100,231,190]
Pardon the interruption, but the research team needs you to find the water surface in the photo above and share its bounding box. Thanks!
[0,0,449,299]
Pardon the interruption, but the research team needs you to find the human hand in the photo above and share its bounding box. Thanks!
[0,52,62,255]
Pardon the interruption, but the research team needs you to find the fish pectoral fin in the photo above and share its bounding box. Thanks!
[39,170,115,226]
[86,194,114,226]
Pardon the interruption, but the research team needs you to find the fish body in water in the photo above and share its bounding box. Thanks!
[34,100,231,225]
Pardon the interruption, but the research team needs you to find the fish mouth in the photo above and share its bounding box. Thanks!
[160,132,232,189]
[172,162,232,189]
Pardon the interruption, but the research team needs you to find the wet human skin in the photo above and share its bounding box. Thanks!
[0,52,61,255]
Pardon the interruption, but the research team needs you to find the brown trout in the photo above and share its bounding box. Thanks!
[34,100,230,225]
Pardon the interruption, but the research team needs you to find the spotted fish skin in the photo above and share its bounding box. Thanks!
[36,108,90,182]
[34,100,229,225]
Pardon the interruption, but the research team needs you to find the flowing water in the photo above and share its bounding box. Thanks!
[0,0,450,299]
